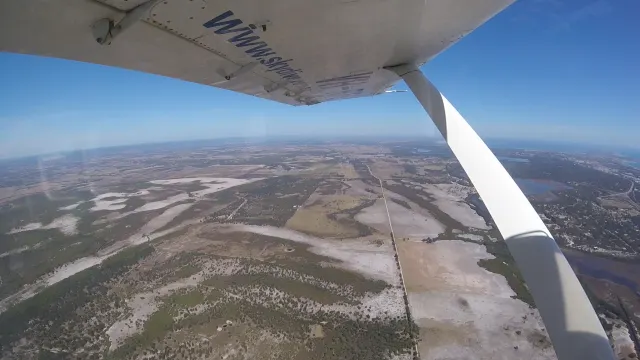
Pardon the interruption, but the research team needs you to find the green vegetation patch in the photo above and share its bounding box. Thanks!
[390,198,411,210]
[110,307,174,359]
[94,209,165,243]
[169,182,210,193]
[403,164,418,174]
[0,230,109,299]
[156,199,221,233]
[231,176,321,227]
[277,257,388,296]
[203,274,349,305]
[172,264,201,280]
[384,182,465,230]
[167,289,206,309]
[119,196,146,213]
[0,190,92,235]
[478,239,535,307]
[0,244,154,350]
[213,238,388,296]
[304,317,415,360]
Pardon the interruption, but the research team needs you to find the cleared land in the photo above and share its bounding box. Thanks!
[286,195,366,238]
[3,141,635,360]
[397,239,555,360]
[357,199,445,240]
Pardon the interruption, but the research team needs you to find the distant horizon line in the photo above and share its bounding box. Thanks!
[1,135,639,161]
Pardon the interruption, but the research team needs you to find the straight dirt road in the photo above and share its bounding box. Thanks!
[366,164,420,358]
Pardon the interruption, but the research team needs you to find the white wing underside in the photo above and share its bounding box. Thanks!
[0,0,511,106]
[0,2,617,359]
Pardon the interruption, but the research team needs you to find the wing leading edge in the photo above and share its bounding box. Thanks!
[0,0,512,105]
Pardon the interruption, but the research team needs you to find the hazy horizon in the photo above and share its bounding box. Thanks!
[2,0,638,159]
[2,134,640,161]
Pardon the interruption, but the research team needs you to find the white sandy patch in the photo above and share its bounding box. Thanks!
[344,180,381,198]
[0,246,30,259]
[98,203,196,256]
[459,233,484,242]
[416,183,489,230]
[106,274,204,350]
[8,222,43,233]
[330,286,405,319]
[89,191,150,212]
[389,354,413,360]
[91,197,128,212]
[90,177,255,224]
[235,283,404,321]
[190,258,402,322]
[96,192,144,200]
[60,202,81,210]
[0,203,194,314]
[356,199,445,239]
[129,178,254,214]
[1,178,255,312]
[611,319,637,359]
[9,214,78,236]
[46,256,104,286]
[384,188,444,222]
[411,292,554,360]
[99,177,256,226]
[92,200,127,212]
[403,240,555,360]
[222,225,399,285]
[139,203,192,237]
[149,177,224,185]
[436,200,489,230]
[47,214,79,235]
[416,241,514,298]
[134,193,188,212]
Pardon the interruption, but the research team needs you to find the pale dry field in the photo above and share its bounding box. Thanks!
[397,240,556,360]
[356,199,445,239]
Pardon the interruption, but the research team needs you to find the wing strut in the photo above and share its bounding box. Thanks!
[386,64,614,360]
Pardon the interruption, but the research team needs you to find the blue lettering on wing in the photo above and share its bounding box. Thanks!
[203,11,307,87]
[245,43,276,58]
[204,11,375,101]
[203,11,245,33]
[228,30,262,47]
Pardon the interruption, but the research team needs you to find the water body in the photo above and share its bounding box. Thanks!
[514,178,571,195]
[576,264,640,296]
[565,252,640,297]
[487,138,630,155]
[498,156,530,163]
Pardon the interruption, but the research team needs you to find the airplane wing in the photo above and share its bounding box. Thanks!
[0,0,510,106]
[0,1,617,359]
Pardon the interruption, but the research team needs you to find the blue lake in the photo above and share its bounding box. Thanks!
[565,252,640,297]
[498,156,530,163]
[576,264,640,295]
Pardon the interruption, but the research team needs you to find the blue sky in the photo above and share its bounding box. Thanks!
[1,0,638,158]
